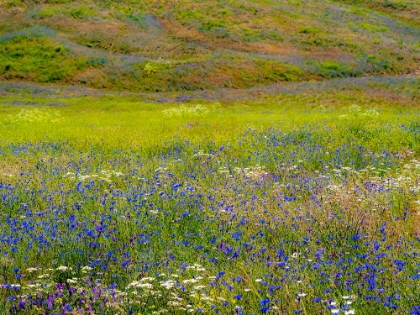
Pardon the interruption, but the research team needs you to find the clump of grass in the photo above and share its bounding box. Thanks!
[309,60,362,78]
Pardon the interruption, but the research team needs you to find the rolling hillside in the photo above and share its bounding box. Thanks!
[0,0,419,92]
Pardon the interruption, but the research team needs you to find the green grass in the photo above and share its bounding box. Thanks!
[0,81,418,152]
[0,33,88,83]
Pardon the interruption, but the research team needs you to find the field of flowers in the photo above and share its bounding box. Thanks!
[0,94,419,314]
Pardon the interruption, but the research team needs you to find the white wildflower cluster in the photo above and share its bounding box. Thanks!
[315,161,420,214]
[349,104,362,114]
[370,159,420,193]
[185,263,206,271]
[193,150,213,159]
[81,266,93,273]
[16,264,128,309]
[124,264,219,312]
[9,108,61,123]
[332,166,356,175]
[329,295,356,314]
[160,279,177,289]
[163,104,209,117]
[318,104,327,112]
[144,60,172,74]
[15,265,75,293]
[217,166,230,174]
[126,277,156,290]
[56,265,72,271]
[348,104,379,117]
[155,166,169,172]
[243,166,269,182]
[402,159,420,171]
[217,165,269,182]
[362,109,379,117]
[278,162,302,174]
[65,170,124,182]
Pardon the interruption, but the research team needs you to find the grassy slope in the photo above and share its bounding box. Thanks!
[0,0,419,92]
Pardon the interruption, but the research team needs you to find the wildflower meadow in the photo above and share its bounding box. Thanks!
[0,91,419,314]
[1,0,419,313]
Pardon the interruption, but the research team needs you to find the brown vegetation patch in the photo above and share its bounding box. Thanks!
[0,160,26,178]
[72,68,110,88]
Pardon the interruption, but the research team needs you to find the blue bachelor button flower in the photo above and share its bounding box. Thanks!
[121,261,130,267]
[276,248,285,257]
[172,183,182,190]
[393,259,406,271]
[352,234,362,241]
[375,253,385,259]
[384,302,398,309]
[312,263,321,270]
[260,306,270,313]
[277,261,286,267]
[230,251,239,260]
[364,295,377,300]
[410,274,420,280]
[259,298,270,306]
[234,294,243,300]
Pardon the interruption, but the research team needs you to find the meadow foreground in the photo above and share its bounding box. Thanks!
[0,84,419,314]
